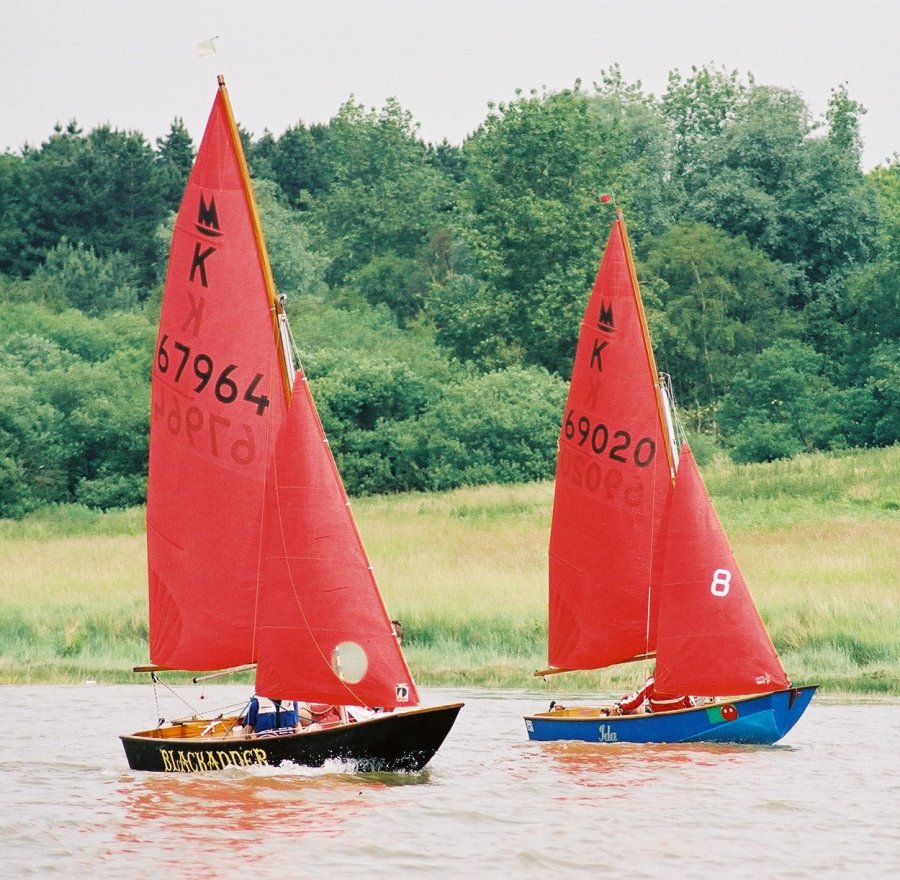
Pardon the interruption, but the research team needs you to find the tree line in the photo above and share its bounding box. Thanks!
[1,64,897,517]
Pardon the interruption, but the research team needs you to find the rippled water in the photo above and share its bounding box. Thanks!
[1,685,897,878]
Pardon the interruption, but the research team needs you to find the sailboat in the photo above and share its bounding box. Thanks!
[524,205,816,745]
[121,77,461,773]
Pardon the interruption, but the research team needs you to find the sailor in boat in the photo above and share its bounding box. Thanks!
[239,697,302,735]
[603,673,696,716]
[301,703,342,727]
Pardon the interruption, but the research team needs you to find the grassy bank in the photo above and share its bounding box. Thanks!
[1,446,897,695]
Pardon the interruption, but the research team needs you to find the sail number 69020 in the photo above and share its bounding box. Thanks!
[564,409,656,468]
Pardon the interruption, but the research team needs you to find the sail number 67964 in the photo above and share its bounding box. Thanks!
[156,334,270,416]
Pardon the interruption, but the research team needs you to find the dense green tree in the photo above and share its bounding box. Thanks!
[677,84,806,258]
[0,153,35,276]
[288,297,454,495]
[0,304,154,515]
[836,163,900,449]
[155,117,195,207]
[840,248,900,366]
[668,71,876,299]
[304,98,452,292]
[0,65,897,518]
[256,121,331,208]
[313,356,442,494]
[428,273,524,370]
[718,340,850,462]
[826,82,866,162]
[347,252,429,325]
[0,302,154,364]
[427,139,468,183]
[661,65,751,179]
[445,78,671,374]
[859,342,900,446]
[641,222,799,407]
[407,366,567,490]
[15,122,169,282]
[51,356,149,506]
[0,372,69,516]
[253,179,330,296]
[29,240,142,314]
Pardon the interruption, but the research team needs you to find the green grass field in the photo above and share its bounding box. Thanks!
[1,446,897,696]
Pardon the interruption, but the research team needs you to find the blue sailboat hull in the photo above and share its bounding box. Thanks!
[524,686,817,745]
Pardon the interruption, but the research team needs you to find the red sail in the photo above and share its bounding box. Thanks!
[548,215,675,670]
[147,86,285,670]
[654,446,789,696]
[254,372,418,708]
[147,82,413,710]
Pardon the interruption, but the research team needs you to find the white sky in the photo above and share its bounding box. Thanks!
[1,0,897,170]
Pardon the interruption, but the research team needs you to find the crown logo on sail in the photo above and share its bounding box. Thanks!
[598,300,615,333]
[195,194,222,237]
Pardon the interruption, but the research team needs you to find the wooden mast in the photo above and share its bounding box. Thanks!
[215,75,294,403]
[616,208,678,482]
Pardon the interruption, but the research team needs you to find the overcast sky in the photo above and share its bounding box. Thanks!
[1,0,896,170]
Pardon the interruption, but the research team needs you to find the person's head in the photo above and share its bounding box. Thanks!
[390,619,404,643]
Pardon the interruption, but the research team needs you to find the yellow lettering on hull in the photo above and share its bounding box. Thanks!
[158,746,269,772]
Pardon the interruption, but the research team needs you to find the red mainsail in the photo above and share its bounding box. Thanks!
[147,81,414,707]
[653,446,789,696]
[548,214,675,670]
[148,84,284,670]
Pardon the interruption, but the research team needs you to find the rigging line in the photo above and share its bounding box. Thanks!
[619,210,665,669]
[643,403,658,668]
[277,293,303,374]
[171,699,251,724]
[661,372,688,450]
[249,350,279,669]
[150,671,208,718]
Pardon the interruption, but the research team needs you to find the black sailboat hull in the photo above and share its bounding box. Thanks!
[121,703,463,773]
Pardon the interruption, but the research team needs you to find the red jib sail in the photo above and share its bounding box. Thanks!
[147,81,413,708]
[653,446,789,696]
[254,370,418,708]
[548,213,675,670]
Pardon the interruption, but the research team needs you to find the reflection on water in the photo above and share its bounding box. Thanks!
[112,761,435,869]
[535,740,789,790]
[118,771,371,840]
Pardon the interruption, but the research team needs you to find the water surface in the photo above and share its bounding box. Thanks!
[1,685,896,878]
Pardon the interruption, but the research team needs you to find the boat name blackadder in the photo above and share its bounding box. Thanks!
[159,747,268,773]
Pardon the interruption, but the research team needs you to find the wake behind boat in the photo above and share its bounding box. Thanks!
[525,204,816,746]
[121,77,461,773]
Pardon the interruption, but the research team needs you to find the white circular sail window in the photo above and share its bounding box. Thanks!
[332,641,368,683]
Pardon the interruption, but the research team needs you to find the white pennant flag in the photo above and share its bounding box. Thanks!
[197,37,218,57]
